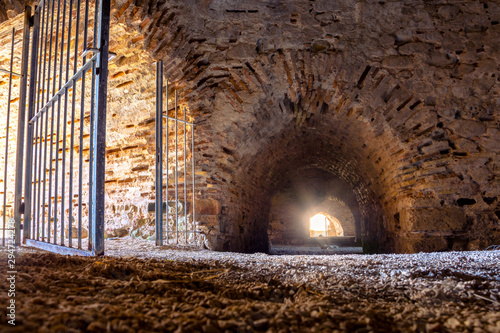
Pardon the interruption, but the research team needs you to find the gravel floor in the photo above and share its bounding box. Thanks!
[0,238,499,332]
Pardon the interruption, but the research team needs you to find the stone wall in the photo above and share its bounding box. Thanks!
[1,0,499,253]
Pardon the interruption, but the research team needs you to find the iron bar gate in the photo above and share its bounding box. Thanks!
[1,27,22,246]
[23,0,110,255]
[155,61,197,246]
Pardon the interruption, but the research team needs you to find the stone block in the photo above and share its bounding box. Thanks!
[382,56,413,68]
[114,228,129,237]
[226,43,257,60]
[466,239,481,251]
[437,5,460,21]
[448,120,486,139]
[398,42,433,55]
[65,226,89,239]
[427,50,458,67]
[453,138,479,153]
[195,198,221,216]
[400,207,467,232]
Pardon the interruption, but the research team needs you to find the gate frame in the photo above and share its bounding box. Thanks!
[22,0,110,256]
[13,7,32,246]
[155,61,197,246]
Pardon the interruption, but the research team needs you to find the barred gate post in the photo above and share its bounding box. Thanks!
[14,6,32,245]
[155,61,164,246]
[91,0,111,256]
[155,63,197,246]
[23,0,111,256]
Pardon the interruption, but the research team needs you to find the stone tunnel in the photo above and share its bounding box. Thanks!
[0,0,499,254]
[1,1,500,331]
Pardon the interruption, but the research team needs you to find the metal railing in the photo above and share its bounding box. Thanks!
[156,61,197,246]
[1,28,20,246]
[23,0,110,255]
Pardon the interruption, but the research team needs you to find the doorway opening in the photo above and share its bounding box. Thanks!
[309,213,344,238]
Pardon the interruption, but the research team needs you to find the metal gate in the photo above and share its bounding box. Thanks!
[1,27,23,247]
[22,0,111,255]
[155,61,198,246]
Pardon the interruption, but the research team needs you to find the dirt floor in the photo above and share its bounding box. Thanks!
[0,238,499,332]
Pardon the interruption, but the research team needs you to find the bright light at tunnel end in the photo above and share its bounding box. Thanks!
[310,213,327,231]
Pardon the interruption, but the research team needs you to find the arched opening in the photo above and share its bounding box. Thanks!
[310,213,329,237]
[309,213,344,237]
[265,166,364,253]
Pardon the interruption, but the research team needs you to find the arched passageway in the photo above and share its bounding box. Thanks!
[1,0,498,254]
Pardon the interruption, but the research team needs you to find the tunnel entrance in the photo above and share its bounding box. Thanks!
[266,167,364,255]
[309,213,343,237]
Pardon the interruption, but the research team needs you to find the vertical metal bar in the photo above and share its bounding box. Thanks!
[77,77,84,249]
[47,99,56,243]
[83,0,90,46]
[35,119,42,240]
[40,0,50,109]
[49,0,61,244]
[52,0,61,97]
[192,122,195,241]
[183,108,187,242]
[93,0,98,44]
[88,60,95,251]
[36,1,48,242]
[165,81,169,243]
[174,90,178,244]
[30,123,39,239]
[74,0,82,75]
[14,7,32,245]
[78,0,90,250]
[52,94,62,243]
[60,90,69,246]
[66,0,73,83]
[60,0,74,246]
[41,109,49,242]
[46,0,58,244]
[33,120,40,240]
[155,61,163,246]
[59,90,67,246]
[89,0,100,249]
[48,0,61,244]
[25,6,40,242]
[39,0,51,242]
[58,0,66,89]
[68,86,76,246]
[89,0,101,250]
[58,0,68,246]
[46,0,56,103]
[2,28,15,246]
[68,0,82,248]
[91,0,111,256]
[37,3,44,112]
[37,1,45,107]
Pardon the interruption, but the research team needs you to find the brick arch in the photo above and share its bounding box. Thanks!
[312,201,355,237]
[308,212,344,237]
